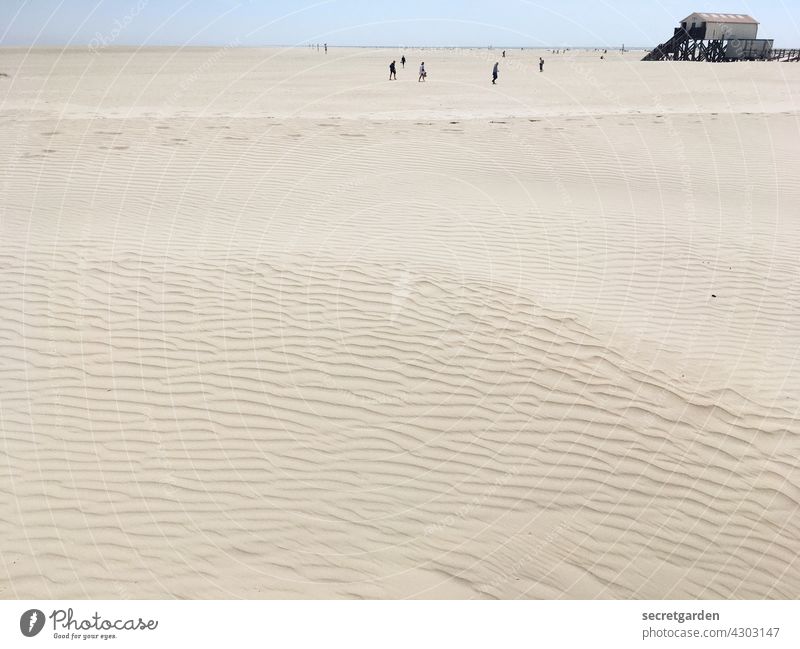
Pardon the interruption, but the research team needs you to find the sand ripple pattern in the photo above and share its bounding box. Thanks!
[1,49,799,598]
[1,249,798,598]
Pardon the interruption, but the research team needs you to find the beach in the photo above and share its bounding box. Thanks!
[1,46,799,598]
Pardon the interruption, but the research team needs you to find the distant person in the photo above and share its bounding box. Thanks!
[324,43,328,53]
[419,62,426,82]
[539,57,544,72]
[492,61,499,84]
[401,55,406,68]
[502,50,506,58]
[389,60,397,80]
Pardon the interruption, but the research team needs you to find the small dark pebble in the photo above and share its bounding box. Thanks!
[712,294,717,298]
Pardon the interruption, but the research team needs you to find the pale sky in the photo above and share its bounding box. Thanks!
[1,0,798,47]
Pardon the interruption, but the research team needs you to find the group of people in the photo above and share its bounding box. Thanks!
[389,56,428,81]
[388,55,409,79]
[389,55,543,84]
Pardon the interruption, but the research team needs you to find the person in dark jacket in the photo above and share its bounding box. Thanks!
[492,61,499,84]
[389,60,397,80]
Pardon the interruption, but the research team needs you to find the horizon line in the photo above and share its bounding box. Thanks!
[0,43,649,50]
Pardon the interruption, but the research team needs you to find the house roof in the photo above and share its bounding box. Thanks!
[682,13,759,24]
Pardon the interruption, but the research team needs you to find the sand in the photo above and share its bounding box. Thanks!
[0,46,799,599]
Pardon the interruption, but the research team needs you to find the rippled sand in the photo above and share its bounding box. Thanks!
[1,47,799,598]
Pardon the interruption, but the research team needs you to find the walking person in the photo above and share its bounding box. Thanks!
[324,43,327,53]
[539,57,544,72]
[492,61,499,84]
[389,60,397,80]
[401,55,406,68]
[418,61,426,82]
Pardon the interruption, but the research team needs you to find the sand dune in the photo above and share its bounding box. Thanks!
[1,47,799,598]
